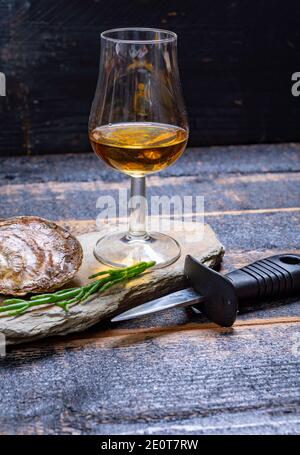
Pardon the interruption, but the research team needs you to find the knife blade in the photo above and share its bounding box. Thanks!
[111,253,300,327]
[111,287,205,322]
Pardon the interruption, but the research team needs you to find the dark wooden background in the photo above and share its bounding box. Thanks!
[0,0,300,155]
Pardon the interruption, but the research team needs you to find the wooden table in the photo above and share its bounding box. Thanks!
[0,144,299,435]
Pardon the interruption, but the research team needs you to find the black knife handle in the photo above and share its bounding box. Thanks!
[226,254,300,301]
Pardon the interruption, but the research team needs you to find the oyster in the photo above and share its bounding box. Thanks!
[0,216,83,296]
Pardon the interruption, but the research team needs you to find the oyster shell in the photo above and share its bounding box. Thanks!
[0,216,83,296]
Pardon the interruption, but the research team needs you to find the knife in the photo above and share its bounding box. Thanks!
[112,254,300,327]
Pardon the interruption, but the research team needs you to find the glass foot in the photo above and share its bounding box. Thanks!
[93,231,181,269]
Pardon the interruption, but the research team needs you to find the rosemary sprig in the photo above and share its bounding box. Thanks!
[0,261,155,317]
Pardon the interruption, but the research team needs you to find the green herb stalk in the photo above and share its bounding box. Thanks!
[0,261,155,317]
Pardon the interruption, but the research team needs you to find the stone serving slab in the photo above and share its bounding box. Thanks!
[0,224,224,344]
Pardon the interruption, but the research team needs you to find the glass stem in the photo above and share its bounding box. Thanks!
[128,176,147,239]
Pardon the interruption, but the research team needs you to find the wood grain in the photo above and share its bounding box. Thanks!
[1,143,299,183]
[16,315,300,351]
[1,320,299,435]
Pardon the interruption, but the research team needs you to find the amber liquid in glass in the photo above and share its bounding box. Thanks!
[89,122,188,176]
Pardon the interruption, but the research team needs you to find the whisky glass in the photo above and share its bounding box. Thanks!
[89,28,189,268]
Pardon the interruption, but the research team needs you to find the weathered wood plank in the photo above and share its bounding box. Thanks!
[7,315,300,352]
[1,210,299,252]
[0,1,300,154]
[1,173,300,216]
[48,213,300,251]
[1,144,300,184]
[1,321,299,434]
[1,147,299,230]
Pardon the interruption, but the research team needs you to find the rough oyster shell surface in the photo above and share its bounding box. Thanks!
[0,216,83,296]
